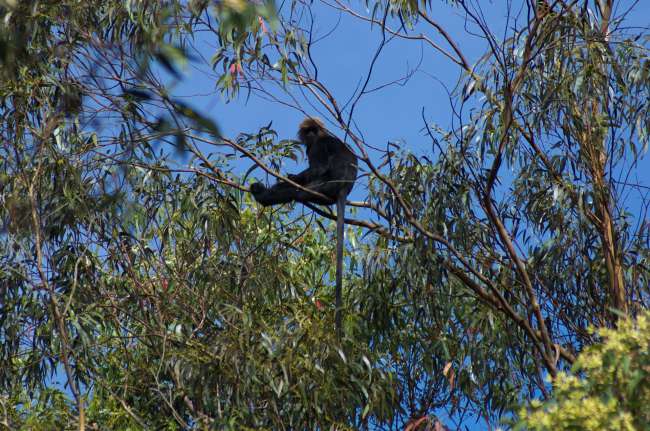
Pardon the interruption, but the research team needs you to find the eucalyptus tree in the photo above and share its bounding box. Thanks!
[1,0,648,430]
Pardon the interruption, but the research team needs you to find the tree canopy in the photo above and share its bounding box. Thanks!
[517,311,650,431]
[0,0,648,429]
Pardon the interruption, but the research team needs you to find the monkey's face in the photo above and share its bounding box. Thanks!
[298,117,326,147]
[301,126,319,146]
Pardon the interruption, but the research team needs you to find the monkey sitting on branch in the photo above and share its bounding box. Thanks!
[250,118,358,334]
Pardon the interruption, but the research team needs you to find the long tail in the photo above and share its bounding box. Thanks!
[335,192,345,337]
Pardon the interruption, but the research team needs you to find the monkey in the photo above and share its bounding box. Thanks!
[250,118,357,206]
[250,118,357,334]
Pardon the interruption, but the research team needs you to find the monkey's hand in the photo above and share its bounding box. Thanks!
[250,182,267,195]
[286,173,299,183]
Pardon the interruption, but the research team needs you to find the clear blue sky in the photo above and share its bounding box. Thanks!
[171,0,649,208]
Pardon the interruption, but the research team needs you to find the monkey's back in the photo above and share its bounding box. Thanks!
[323,135,357,197]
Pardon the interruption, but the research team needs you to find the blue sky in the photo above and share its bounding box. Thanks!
[170,0,649,211]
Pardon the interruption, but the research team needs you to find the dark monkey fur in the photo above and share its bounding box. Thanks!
[250,118,358,333]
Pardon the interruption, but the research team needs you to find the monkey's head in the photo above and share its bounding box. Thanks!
[298,117,327,147]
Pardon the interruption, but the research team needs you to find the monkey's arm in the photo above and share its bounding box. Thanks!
[288,164,330,184]
[291,135,336,184]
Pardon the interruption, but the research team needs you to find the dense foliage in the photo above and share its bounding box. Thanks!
[517,311,650,430]
[0,0,648,429]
